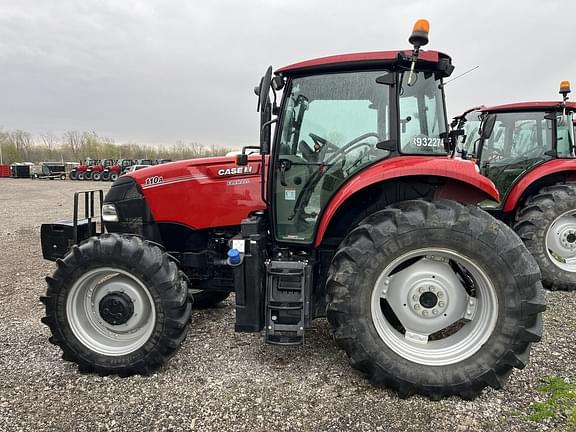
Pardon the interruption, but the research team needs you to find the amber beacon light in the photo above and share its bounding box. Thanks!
[409,19,430,48]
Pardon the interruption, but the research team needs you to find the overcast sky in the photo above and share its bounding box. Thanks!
[0,0,574,148]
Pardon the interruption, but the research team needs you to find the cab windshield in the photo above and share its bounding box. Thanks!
[557,112,575,158]
[398,71,447,154]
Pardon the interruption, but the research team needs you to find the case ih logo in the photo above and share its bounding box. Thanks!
[217,166,253,176]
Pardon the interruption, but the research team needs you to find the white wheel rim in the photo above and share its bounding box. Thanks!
[371,248,498,366]
[545,209,576,272]
[66,267,156,356]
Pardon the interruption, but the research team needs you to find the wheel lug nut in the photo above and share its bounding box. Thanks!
[437,292,443,298]
[414,304,420,310]
[439,301,445,307]
[432,309,438,315]
[412,295,418,301]
[419,287,425,293]
[422,310,428,316]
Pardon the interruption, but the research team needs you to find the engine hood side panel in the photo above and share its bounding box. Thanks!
[127,156,266,230]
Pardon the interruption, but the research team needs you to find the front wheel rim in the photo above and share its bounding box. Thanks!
[371,248,498,366]
[66,267,156,356]
[545,209,576,272]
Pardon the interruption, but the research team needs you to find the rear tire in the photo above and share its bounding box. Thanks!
[92,171,102,181]
[110,172,119,182]
[190,290,230,309]
[101,171,110,181]
[60,174,66,180]
[515,183,576,290]
[77,172,85,181]
[40,234,192,376]
[84,171,92,180]
[69,171,77,180]
[326,200,545,399]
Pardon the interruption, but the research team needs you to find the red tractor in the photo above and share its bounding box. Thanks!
[454,81,576,290]
[69,159,96,180]
[101,159,135,182]
[40,21,544,399]
[84,159,116,181]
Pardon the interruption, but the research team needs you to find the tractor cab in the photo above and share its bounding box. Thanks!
[247,24,457,245]
[456,95,576,205]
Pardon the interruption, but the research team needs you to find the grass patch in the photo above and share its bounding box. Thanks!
[528,376,576,429]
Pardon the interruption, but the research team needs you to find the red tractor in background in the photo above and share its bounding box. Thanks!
[84,159,116,181]
[39,21,544,399]
[69,159,96,180]
[101,159,135,182]
[454,81,576,290]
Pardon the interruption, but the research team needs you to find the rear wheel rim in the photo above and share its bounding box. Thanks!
[371,248,498,366]
[66,267,156,356]
[545,209,576,272]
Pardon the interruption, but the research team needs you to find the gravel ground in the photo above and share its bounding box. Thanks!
[0,178,575,432]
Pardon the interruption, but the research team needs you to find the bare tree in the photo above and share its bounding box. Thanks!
[41,133,59,157]
[63,131,84,159]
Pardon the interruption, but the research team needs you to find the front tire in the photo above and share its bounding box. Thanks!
[40,234,192,376]
[92,171,102,181]
[515,183,576,290]
[69,170,77,180]
[326,200,545,399]
[77,172,85,181]
[101,171,110,181]
[110,172,119,182]
[84,171,93,180]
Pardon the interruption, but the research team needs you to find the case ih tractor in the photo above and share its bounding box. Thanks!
[101,159,135,182]
[454,81,576,290]
[84,159,116,181]
[69,159,94,180]
[40,21,544,399]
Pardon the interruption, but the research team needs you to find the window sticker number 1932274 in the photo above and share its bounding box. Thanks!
[412,136,443,148]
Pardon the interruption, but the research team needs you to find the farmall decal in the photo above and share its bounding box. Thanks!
[217,166,253,176]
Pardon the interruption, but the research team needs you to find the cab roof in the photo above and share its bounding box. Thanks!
[275,49,452,77]
[480,101,576,113]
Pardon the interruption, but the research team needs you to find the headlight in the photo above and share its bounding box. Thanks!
[102,203,119,222]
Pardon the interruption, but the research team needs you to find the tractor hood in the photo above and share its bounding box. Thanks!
[110,155,266,231]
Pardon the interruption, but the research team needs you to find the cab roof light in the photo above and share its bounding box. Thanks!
[560,80,571,102]
[409,19,430,48]
[406,19,430,86]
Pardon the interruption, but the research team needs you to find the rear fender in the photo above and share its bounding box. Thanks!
[503,160,576,212]
[314,156,499,246]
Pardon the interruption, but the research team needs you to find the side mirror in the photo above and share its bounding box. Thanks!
[258,66,273,114]
[260,102,272,154]
[236,154,248,166]
[480,114,496,139]
[257,66,274,154]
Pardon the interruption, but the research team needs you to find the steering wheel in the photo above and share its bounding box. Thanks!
[308,132,380,160]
